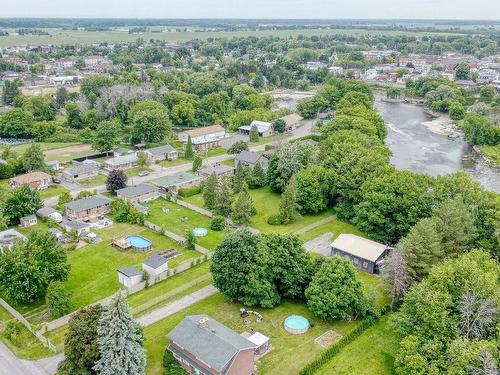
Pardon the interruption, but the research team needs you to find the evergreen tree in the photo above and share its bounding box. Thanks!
[184,136,194,159]
[214,176,233,217]
[249,124,259,142]
[192,155,202,173]
[93,295,145,375]
[2,80,20,105]
[248,161,266,188]
[202,173,218,210]
[278,176,300,224]
[106,170,128,193]
[231,183,254,225]
[232,162,249,192]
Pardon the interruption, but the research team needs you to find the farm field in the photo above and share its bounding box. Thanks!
[0,27,460,48]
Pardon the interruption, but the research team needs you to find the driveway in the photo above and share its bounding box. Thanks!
[0,342,63,375]
[303,233,333,257]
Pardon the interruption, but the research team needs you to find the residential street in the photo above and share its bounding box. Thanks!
[0,342,63,375]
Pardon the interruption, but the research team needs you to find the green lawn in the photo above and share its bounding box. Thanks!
[0,306,52,360]
[77,173,107,187]
[4,142,80,154]
[39,184,69,200]
[299,218,363,242]
[479,144,500,166]
[202,147,227,157]
[147,198,225,250]
[157,158,190,168]
[143,293,361,375]
[124,166,153,178]
[315,315,398,375]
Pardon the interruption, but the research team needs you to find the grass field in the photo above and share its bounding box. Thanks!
[299,218,362,242]
[4,142,80,154]
[0,27,460,48]
[77,173,107,187]
[146,198,225,250]
[315,315,398,375]
[479,144,500,166]
[38,184,69,200]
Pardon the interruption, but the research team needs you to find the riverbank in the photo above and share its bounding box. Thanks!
[476,145,500,167]
[421,112,462,139]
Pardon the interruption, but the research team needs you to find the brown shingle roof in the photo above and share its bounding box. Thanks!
[10,172,51,185]
[184,125,225,138]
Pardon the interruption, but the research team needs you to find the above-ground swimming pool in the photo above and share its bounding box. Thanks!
[192,227,208,237]
[126,235,152,251]
[284,315,310,334]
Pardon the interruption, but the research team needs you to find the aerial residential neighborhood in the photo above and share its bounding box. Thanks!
[0,7,498,375]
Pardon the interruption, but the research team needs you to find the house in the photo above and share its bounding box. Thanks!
[330,233,390,274]
[167,315,256,375]
[9,172,52,190]
[178,125,228,151]
[235,151,269,169]
[104,153,138,171]
[61,218,91,235]
[117,267,143,288]
[61,163,99,182]
[151,172,203,193]
[142,253,168,278]
[36,206,63,222]
[47,160,61,171]
[279,113,304,132]
[238,120,273,138]
[197,164,235,178]
[0,229,27,251]
[65,195,112,222]
[116,184,161,203]
[477,69,498,84]
[145,144,178,162]
[19,214,37,228]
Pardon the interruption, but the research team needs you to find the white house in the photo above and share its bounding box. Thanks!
[142,254,168,278]
[117,267,143,288]
[239,120,273,138]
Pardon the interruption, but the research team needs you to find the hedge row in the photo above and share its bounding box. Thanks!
[177,186,202,198]
[298,316,378,375]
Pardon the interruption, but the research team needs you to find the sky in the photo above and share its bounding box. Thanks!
[1,0,499,20]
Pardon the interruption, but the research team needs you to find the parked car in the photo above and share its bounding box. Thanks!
[138,171,150,177]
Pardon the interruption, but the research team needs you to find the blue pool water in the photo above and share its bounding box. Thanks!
[284,315,309,330]
[126,236,152,250]
[192,227,208,237]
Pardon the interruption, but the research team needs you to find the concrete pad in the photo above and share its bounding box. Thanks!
[303,232,333,257]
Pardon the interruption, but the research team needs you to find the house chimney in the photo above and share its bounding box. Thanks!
[198,317,209,328]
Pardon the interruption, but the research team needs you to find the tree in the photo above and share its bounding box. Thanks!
[394,336,427,375]
[278,176,299,225]
[192,155,202,173]
[202,172,218,210]
[128,100,171,143]
[210,215,225,231]
[137,151,148,168]
[55,87,69,108]
[106,170,127,193]
[185,230,196,250]
[455,63,471,80]
[247,161,266,189]
[21,143,48,172]
[170,102,196,127]
[305,256,364,320]
[58,305,103,375]
[46,281,72,319]
[273,118,286,134]
[57,190,73,210]
[3,184,42,225]
[232,162,249,193]
[2,80,20,105]
[211,229,279,308]
[0,230,70,304]
[214,176,233,217]
[0,108,33,138]
[227,141,248,154]
[381,248,411,305]
[295,165,329,214]
[109,199,145,225]
[92,121,120,153]
[249,124,259,142]
[184,136,194,159]
[231,183,254,225]
[27,96,57,121]
[458,292,497,340]
[448,101,465,120]
[479,85,495,103]
[93,295,145,375]
[65,101,83,129]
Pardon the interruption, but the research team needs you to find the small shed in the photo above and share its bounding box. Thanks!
[19,214,37,228]
[247,332,270,355]
[142,253,168,277]
[117,267,143,288]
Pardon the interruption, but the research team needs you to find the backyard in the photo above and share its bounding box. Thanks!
[38,184,69,200]
[146,198,226,250]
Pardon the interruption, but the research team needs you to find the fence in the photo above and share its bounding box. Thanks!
[0,138,33,146]
[175,199,213,218]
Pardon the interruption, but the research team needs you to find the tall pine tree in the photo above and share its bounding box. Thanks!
[278,175,300,224]
[203,172,218,210]
[93,295,145,375]
[231,183,254,225]
[184,136,194,159]
[248,161,266,188]
[214,176,233,216]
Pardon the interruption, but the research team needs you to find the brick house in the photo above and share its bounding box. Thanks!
[116,184,161,203]
[167,315,256,375]
[61,163,99,182]
[144,144,178,162]
[104,153,139,171]
[178,125,227,151]
[64,195,112,222]
[9,172,52,190]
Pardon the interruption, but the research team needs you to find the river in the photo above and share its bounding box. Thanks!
[375,96,500,192]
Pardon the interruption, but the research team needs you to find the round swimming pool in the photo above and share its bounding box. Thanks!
[192,227,208,237]
[284,315,310,334]
[126,236,152,251]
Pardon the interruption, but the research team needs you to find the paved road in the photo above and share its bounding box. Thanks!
[137,285,218,327]
[0,342,63,375]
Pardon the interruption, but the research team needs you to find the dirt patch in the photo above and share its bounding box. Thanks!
[315,330,342,348]
[44,144,93,160]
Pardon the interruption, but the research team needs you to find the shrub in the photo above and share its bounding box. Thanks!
[210,215,225,231]
[267,214,281,225]
[186,230,196,250]
[178,186,201,198]
[3,321,21,345]
[163,348,188,375]
[228,141,249,154]
[46,281,72,319]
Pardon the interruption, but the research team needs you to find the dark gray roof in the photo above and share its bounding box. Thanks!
[36,206,59,218]
[168,315,255,372]
[65,195,112,212]
[146,144,176,155]
[118,266,142,277]
[235,150,261,165]
[198,165,234,176]
[116,184,159,198]
[142,254,168,269]
[48,228,62,236]
[61,218,90,230]
[65,163,98,175]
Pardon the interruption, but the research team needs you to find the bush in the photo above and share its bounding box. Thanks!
[186,230,196,250]
[3,321,21,345]
[211,215,225,231]
[46,281,72,319]
[267,214,282,225]
[178,186,201,198]
[163,348,187,375]
[228,141,249,154]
